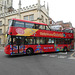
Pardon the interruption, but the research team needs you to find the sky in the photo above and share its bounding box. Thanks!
[13,0,75,28]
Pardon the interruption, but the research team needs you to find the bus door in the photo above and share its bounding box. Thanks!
[12,36,25,54]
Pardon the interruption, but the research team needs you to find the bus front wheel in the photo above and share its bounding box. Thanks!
[26,48,33,55]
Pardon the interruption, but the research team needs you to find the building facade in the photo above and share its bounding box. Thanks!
[0,0,13,13]
[55,21,73,29]
[50,21,73,30]
[0,0,51,46]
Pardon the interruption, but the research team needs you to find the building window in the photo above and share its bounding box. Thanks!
[0,21,2,26]
[41,15,44,22]
[29,14,34,21]
[45,19,47,24]
[0,7,2,11]
[8,19,11,25]
[24,16,28,20]
[7,0,9,4]
[0,29,2,34]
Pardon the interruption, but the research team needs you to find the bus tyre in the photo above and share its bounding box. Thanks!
[26,48,33,55]
[63,47,67,52]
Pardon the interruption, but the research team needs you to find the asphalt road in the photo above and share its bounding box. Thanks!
[0,50,75,75]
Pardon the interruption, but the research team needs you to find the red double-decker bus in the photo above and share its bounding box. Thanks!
[4,18,74,55]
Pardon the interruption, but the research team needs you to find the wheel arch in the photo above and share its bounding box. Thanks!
[26,47,34,54]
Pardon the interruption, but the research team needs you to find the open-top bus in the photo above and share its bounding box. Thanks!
[4,18,74,55]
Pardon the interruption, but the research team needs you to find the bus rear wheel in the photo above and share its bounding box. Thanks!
[26,48,33,55]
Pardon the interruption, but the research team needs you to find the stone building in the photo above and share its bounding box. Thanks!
[55,21,73,29]
[0,0,13,13]
[49,18,55,25]
[73,28,75,41]
[0,0,51,46]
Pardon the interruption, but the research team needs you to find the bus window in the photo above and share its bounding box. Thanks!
[9,20,13,27]
[46,38,54,44]
[71,30,74,33]
[25,37,35,45]
[46,26,50,30]
[40,37,45,44]
[52,38,54,44]
[14,21,24,27]
[8,20,13,32]
[13,37,16,44]
[61,39,64,44]
[56,39,58,44]
[64,39,68,44]
[48,38,52,44]
[35,24,39,29]
[63,29,74,33]
[36,37,40,44]
[25,23,35,28]
[67,39,71,44]
[7,35,11,45]
[39,25,45,30]
[56,38,62,44]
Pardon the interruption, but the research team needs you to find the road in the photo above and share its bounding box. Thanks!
[0,49,75,75]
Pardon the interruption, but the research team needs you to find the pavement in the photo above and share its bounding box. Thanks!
[0,47,75,75]
[0,51,75,75]
[0,47,4,51]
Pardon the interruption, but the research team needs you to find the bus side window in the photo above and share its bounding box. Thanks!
[25,37,35,45]
[70,39,72,44]
[46,26,50,30]
[14,21,24,27]
[39,25,42,29]
[36,37,40,44]
[35,24,39,29]
[46,38,54,44]
[16,38,21,45]
[25,23,35,29]
[64,39,68,44]
[25,39,28,45]
[39,25,45,30]
[40,37,45,44]
[13,38,16,44]
[52,39,54,44]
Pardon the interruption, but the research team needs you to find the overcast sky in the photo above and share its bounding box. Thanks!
[13,0,75,28]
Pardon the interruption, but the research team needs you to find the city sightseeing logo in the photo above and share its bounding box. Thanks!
[16,28,25,34]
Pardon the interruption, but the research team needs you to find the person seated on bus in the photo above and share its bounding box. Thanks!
[25,40,28,44]
[13,40,16,45]
[16,39,21,45]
